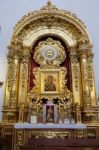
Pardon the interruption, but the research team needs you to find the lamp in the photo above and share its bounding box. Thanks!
[0,81,3,88]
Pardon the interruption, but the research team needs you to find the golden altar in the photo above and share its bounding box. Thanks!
[1,1,99,150]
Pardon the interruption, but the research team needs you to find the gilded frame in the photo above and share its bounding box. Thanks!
[39,69,62,95]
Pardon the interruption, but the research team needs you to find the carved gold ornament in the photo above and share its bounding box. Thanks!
[34,38,66,67]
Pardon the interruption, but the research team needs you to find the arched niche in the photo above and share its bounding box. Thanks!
[29,35,71,91]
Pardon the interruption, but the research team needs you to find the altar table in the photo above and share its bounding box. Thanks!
[12,123,97,150]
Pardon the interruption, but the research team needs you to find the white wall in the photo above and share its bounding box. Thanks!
[0,0,99,121]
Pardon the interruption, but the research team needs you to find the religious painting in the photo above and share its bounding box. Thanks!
[46,105,54,123]
[44,75,56,91]
[40,69,61,94]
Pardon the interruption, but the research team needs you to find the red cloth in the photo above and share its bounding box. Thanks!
[29,38,71,91]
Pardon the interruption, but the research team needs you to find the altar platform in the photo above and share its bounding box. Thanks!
[14,123,86,129]
[12,123,99,150]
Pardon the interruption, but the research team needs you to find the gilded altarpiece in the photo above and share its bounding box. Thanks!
[1,1,99,140]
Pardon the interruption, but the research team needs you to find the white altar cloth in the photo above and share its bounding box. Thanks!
[14,123,86,129]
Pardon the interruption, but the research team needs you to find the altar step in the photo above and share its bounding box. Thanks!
[20,138,99,150]
[0,137,12,150]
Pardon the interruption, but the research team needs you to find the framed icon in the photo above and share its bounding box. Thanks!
[40,69,62,95]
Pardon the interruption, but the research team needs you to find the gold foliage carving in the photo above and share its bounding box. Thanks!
[34,38,66,67]
[9,1,91,50]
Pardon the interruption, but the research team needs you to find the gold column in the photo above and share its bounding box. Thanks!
[75,103,82,124]
[70,49,81,105]
[87,49,97,106]
[3,56,12,106]
[18,47,30,122]
[79,44,91,107]
[2,45,20,123]
[18,103,25,122]
[18,47,30,104]
[4,46,20,107]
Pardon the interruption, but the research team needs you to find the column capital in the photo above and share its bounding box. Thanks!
[87,49,94,60]
[79,48,93,60]
[78,39,93,59]
[70,50,78,63]
[78,43,93,51]
[21,47,31,63]
[79,50,87,59]
[7,44,22,60]
[77,37,93,50]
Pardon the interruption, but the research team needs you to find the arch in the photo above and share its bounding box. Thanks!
[9,1,91,50]
[23,27,76,49]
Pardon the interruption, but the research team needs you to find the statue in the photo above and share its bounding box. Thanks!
[46,106,54,123]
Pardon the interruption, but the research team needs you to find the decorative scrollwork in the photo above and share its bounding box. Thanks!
[34,38,66,67]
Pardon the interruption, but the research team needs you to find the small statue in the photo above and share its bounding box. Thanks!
[46,106,54,123]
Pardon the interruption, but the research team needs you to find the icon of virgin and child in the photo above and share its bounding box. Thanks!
[44,75,56,91]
